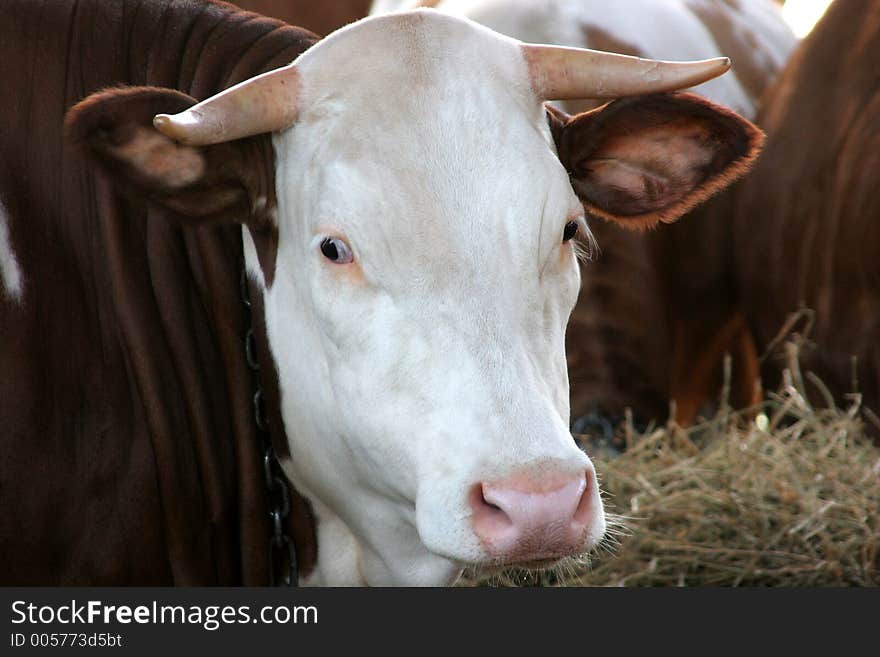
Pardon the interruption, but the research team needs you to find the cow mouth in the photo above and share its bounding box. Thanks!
[468,552,584,577]
[503,556,568,571]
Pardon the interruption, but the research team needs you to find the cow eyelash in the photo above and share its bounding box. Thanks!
[320,236,354,264]
[562,220,579,242]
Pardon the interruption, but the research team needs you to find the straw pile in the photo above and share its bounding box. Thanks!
[468,355,880,587]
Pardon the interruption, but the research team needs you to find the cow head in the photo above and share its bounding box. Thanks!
[65,10,760,585]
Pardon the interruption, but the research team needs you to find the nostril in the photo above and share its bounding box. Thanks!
[469,483,514,531]
[482,489,502,511]
[479,485,503,512]
[572,469,595,527]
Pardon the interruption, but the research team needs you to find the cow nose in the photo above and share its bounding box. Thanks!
[469,467,601,562]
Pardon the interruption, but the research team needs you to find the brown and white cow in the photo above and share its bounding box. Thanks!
[731,0,880,432]
[371,0,796,434]
[0,1,760,585]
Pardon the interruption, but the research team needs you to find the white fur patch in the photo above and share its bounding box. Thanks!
[241,225,266,290]
[0,198,23,303]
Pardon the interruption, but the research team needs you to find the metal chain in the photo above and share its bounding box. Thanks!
[241,267,298,586]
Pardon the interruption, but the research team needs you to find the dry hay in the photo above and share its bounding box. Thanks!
[466,354,880,587]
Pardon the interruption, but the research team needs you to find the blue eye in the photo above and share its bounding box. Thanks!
[563,220,579,242]
[320,236,354,264]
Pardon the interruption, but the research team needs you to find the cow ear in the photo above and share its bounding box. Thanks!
[548,93,763,230]
[64,86,274,226]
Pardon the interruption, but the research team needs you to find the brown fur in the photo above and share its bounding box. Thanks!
[0,0,317,585]
[671,311,761,425]
[236,0,371,36]
[732,0,880,432]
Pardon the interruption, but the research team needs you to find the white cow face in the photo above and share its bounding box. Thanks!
[259,14,602,584]
[68,10,762,585]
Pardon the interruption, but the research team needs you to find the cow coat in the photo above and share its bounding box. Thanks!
[237,0,371,35]
[732,0,880,432]
[0,0,317,585]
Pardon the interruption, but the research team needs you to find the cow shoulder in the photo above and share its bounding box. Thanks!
[548,92,763,230]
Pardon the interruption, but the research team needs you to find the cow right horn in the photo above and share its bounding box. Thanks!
[522,45,731,100]
[153,63,301,146]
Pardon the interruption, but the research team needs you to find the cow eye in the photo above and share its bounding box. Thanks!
[320,236,354,264]
[562,220,579,242]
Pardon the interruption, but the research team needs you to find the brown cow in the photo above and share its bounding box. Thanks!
[0,0,317,585]
[732,0,880,430]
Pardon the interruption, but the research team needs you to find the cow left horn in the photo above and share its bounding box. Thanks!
[153,63,300,145]
[522,44,730,100]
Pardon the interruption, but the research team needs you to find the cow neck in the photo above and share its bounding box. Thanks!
[241,265,318,583]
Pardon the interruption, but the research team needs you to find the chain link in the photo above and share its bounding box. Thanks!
[241,267,297,586]
[245,329,261,371]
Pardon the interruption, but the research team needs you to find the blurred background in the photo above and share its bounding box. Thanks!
[781,0,833,36]
[247,0,836,39]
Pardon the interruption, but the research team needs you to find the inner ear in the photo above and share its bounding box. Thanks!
[574,116,716,215]
[65,87,259,224]
[101,123,207,190]
[550,93,763,230]
[66,87,204,189]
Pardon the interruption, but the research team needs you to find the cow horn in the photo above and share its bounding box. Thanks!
[153,63,300,145]
[522,44,730,100]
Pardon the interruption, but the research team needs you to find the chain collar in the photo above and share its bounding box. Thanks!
[240,267,298,586]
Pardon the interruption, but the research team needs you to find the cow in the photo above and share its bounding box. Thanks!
[237,0,371,35]
[372,1,795,117]
[369,1,796,436]
[0,1,761,585]
[731,0,880,432]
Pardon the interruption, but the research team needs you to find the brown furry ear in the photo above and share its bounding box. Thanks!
[549,93,764,230]
[64,86,275,226]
